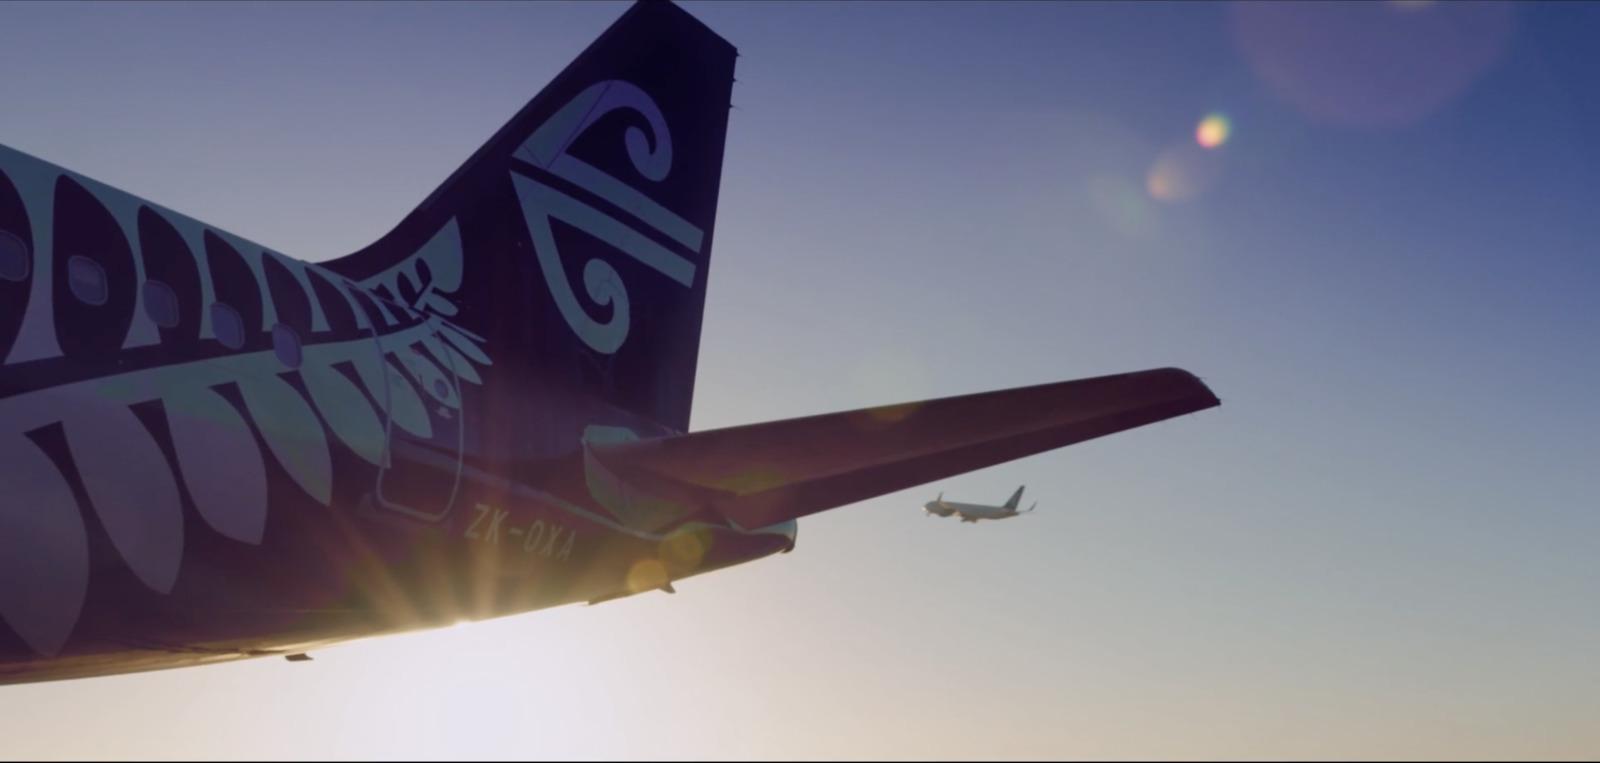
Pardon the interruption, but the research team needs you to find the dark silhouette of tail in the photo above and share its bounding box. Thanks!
[323,0,735,435]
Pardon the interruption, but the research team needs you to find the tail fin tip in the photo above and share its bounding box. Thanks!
[324,0,738,434]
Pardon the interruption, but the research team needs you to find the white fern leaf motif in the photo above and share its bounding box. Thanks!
[380,352,435,439]
[58,391,184,593]
[438,324,490,367]
[235,375,334,507]
[0,432,89,657]
[0,144,494,655]
[299,361,387,467]
[164,387,270,544]
[361,220,464,316]
[0,380,191,626]
[392,341,460,410]
[419,332,478,385]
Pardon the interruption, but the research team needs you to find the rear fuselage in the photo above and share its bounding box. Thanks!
[0,0,784,684]
[0,136,792,686]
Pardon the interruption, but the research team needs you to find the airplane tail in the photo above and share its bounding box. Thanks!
[322,0,735,436]
[1004,485,1025,511]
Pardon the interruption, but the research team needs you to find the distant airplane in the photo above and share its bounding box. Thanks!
[924,486,1035,523]
[0,0,1219,685]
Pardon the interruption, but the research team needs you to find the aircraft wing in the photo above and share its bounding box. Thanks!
[583,367,1219,531]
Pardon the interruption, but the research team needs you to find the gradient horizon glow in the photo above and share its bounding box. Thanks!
[0,1,1595,759]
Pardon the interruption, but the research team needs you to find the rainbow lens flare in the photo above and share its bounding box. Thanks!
[1196,112,1231,149]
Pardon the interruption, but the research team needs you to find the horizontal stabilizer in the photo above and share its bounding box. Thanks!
[584,368,1219,530]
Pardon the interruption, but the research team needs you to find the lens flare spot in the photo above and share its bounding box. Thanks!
[1230,0,1513,130]
[627,558,669,594]
[660,529,707,577]
[1196,113,1231,149]
[708,468,791,495]
[1086,174,1158,241]
[849,352,931,428]
[864,401,920,424]
[1146,143,1223,202]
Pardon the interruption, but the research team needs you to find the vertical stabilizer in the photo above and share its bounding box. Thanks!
[323,0,736,435]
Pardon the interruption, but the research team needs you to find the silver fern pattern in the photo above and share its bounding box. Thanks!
[0,145,492,656]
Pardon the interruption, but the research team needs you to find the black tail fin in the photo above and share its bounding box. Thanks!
[1005,485,1025,511]
[324,0,735,434]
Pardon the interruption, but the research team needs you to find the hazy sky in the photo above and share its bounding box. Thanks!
[0,0,1596,759]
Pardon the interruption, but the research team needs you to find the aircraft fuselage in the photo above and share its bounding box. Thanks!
[0,136,795,686]
[924,501,1024,522]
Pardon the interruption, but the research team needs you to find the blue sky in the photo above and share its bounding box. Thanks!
[0,0,1596,759]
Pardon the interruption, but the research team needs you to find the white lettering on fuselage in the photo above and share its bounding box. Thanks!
[466,503,576,562]
[465,504,489,539]
[486,507,508,543]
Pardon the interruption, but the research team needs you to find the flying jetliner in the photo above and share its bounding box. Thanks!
[924,486,1035,523]
[0,0,1219,685]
